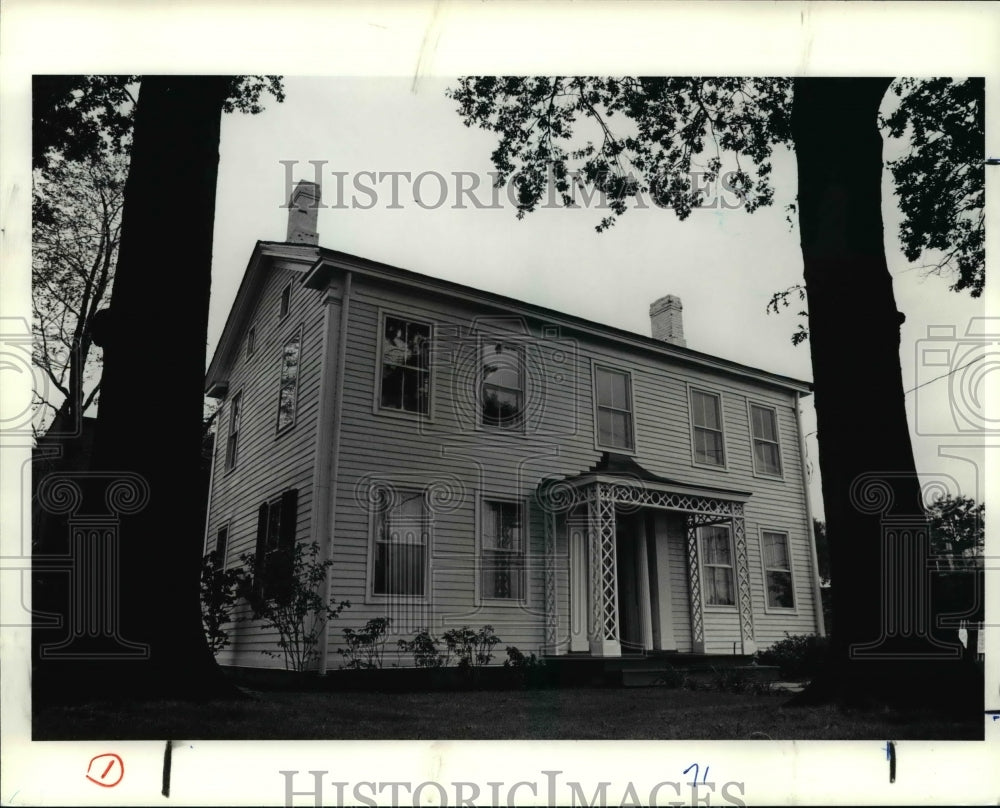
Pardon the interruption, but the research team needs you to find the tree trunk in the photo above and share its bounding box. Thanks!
[791,78,978,708]
[35,77,237,703]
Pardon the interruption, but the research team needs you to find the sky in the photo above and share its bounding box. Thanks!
[205,75,989,519]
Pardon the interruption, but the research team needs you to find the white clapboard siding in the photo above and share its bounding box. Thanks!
[207,251,819,670]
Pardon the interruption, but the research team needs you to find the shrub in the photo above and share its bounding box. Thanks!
[442,625,500,668]
[340,617,392,670]
[236,541,350,672]
[397,629,449,668]
[502,645,547,688]
[755,633,829,679]
[200,550,241,654]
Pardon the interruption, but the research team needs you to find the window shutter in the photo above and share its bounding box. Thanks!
[254,502,268,597]
[273,488,299,601]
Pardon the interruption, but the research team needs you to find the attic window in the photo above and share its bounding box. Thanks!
[246,325,256,358]
[279,283,291,319]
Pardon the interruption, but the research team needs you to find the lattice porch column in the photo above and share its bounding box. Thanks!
[587,483,621,656]
[685,517,706,654]
[732,507,756,654]
[543,506,561,655]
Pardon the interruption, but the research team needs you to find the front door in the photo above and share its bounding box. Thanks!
[616,513,654,652]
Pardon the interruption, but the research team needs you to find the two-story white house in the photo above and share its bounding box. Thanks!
[204,181,825,672]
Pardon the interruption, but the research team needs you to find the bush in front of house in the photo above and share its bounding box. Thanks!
[340,617,391,669]
[502,645,549,688]
[754,633,829,679]
[236,541,351,672]
[200,549,241,655]
[397,628,450,668]
[442,625,500,668]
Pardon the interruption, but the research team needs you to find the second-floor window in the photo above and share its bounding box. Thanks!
[691,388,725,466]
[276,330,302,432]
[481,341,525,429]
[481,499,525,600]
[372,488,428,597]
[225,391,242,471]
[379,315,431,415]
[594,366,634,451]
[699,524,735,606]
[749,403,782,476]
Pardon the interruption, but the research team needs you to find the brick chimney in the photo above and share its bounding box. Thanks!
[649,294,686,347]
[286,180,321,245]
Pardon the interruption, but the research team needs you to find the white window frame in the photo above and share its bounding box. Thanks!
[373,308,435,421]
[366,485,431,603]
[276,325,304,434]
[224,389,243,473]
[476,494,529,605]
[478,338,527,432]
[688,385,727,469]
[592,362,637,454]
[697,523,737,610]
[758,528,796,613]
[747,401,784,479]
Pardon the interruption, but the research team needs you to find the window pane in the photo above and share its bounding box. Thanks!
[595,368,613,407]
[401,367,429,414]
[762,531,789,569]
[705,567,734,605]
[751,406,776,441]
[375,542,425,596]
[693,391,720,430]
[766,570,794,608]
[695,428,724,465]
[755,441,781,475]
[702,527,731,564]
[482,550,523,599]
[277,334,301,430]
[611,371,629,410]
[380,365,403,409]
[483,502,522,550]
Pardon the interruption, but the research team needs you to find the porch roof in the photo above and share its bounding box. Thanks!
[560,452,753,504]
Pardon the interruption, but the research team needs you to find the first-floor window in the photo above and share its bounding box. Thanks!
[254,489,298,602]
[699,524,735,606]
[481,500,525,600]
[215,526,229,565]
[761,530,794,608]
[373,488,428,597]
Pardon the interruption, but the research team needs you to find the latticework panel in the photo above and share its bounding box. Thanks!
[544,508,558,650]
[685,518,704,646]
[587,486,620,644]
[600,482,740,517]
[732,513,756,648]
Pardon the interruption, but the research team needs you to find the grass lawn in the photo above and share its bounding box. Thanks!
[34,686,982,741]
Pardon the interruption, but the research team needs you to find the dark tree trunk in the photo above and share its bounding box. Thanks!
[791,78,978,709]
[35,77,236,704]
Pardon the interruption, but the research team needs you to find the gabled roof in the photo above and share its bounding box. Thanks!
[206,239,812,398]
[204,241,319,396]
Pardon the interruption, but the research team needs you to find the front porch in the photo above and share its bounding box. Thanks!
[540,454,760,659]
